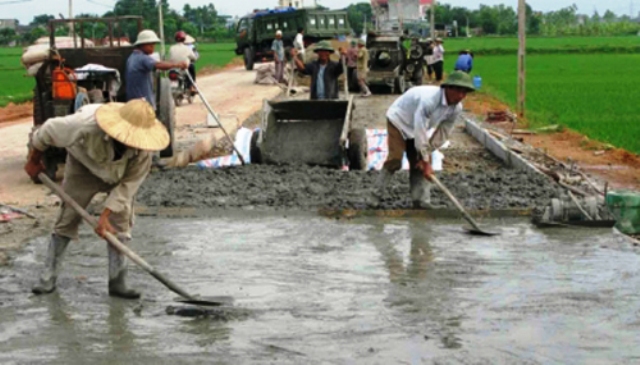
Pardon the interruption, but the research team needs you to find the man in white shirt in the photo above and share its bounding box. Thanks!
[432,38,445,82]
[374,71,475,209]
[294,27,305,59]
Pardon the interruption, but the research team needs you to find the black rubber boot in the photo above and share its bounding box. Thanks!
[108,243,141,300]
[32,234,71,295]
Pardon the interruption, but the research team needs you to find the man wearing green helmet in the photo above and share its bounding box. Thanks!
[374,71,476,209]
[291,40,347,100]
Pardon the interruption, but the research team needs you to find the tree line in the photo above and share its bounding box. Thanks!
[1,1,638,46]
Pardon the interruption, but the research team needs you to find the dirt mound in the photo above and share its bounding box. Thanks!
[137,164,559,211]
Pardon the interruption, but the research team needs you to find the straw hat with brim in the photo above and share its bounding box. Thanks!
[314,41,334,53]
[134,29,161,46]
[184,34,196,44]
[441,71,475,92]
[95,99,170,151]
[436,37,443,43]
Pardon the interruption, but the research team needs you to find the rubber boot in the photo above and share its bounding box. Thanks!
[410,169,445,210]
[371,169,393,207]
[108,239,141,300]
[32,234,71,295]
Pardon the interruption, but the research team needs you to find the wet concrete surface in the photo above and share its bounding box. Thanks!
[1,214,640,364]
[138,163,559,211]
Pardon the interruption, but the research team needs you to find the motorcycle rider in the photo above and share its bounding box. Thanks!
[169,31,197,92]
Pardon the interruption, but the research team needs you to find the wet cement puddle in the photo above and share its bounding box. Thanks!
[1,213,640,364]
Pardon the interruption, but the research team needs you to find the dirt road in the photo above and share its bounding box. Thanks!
[0,67,281,263]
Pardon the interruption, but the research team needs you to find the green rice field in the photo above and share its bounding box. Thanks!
[443,49,640,154]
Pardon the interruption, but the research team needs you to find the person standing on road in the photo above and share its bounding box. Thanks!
[432,38,445,82]
[169,31,198,92]
[126,29,188,108]
[271,30,286,84]
[356,39,372,97]
[291,41,347,100]
[25,99,171,299]
[294,27,305,60]
[424,38,435,82]
[346,40,359,91]
[454,50,473,74]
[373,71,475,209]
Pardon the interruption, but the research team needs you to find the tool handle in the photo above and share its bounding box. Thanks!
[341,55,349,98]
[429,174,485,232]
[39,173,196,299]
[184,72,246,165]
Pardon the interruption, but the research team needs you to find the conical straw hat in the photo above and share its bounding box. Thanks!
[95,99,170,151]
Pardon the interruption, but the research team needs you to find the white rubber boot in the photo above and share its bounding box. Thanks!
[410,169,445,210]
[32,234,71,295]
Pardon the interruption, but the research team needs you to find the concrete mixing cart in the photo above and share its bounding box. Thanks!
[249,96,368,170]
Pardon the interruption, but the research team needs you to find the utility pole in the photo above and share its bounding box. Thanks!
[430,0,436,38]
[68,0,74,37]
[517,0,526,118]
[158,2,165,58]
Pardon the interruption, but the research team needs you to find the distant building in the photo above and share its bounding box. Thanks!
[0,19,18,31]
[277,0,316,8]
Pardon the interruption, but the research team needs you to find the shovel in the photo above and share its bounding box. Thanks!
[429,174,500,236]
[39,173,232,307]
[184,72,246,165]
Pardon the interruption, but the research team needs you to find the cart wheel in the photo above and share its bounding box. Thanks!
[250,129,262,164]
[394,76,406,94]
[348,128,368,171]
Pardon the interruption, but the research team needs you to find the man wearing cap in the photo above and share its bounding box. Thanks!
[373,71,475,209]
[126,29,188,108]
[25,99,170,299]
[291,41,347,100]
[271,30,285,84]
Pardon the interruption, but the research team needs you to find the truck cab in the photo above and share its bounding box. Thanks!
[235,8,351,71]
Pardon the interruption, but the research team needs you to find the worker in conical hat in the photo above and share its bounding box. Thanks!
[25,99,170,300]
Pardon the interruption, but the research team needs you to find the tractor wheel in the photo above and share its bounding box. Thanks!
[348,128,368,171]
[244,47,255,71]
[249,129,262,164]
[157,78,176,158]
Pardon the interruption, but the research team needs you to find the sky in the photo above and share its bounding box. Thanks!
[1,0,634,25]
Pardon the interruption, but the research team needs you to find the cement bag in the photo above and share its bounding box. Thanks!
[26,62,44,77]
[21,44,49,67]
[34,36,95,48]
[254,63,276,85]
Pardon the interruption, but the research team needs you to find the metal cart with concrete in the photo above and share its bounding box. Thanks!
[249,96,368,170]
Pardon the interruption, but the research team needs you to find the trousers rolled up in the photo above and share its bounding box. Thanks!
[356,71,370,95]
[381,120,434,207]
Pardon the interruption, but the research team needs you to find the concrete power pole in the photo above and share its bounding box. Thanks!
[430,0,436,38]
[517,0,526,117]
[69,0,74,37]
[158,3,165,58]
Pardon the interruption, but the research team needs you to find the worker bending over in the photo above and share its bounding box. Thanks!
[291,40,347,100]
[25,99,171,299]
[374,71,475,209]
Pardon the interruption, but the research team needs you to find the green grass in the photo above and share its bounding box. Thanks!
[0,43,238,107]
[444,36,640,55]
[458,53,640,154]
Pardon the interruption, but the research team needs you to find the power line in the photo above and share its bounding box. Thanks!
[0,0,32,5]
[86,0,113,9]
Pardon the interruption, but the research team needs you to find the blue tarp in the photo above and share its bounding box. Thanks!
[253,7,297,18]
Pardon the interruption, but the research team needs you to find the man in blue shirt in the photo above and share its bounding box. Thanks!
[454,50,474,74]
[271,30,285,84]
[126,30,188,108]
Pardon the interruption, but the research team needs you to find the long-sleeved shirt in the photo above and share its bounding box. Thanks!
[432,44,445,63]
[386,86,462,161]
[271,39,285,61]
[169,43,197,64]
[454,54,473,72]
[31,104,152,214]
[299,60,343,100]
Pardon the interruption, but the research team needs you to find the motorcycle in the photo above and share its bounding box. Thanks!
[168,69,194,106]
